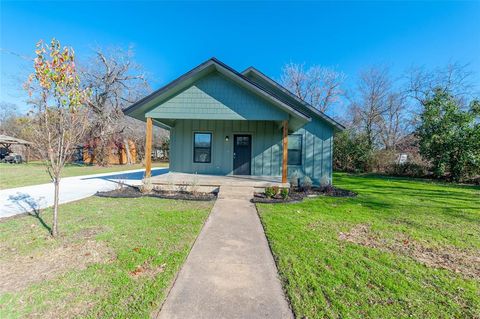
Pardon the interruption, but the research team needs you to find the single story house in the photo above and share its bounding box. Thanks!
[124,58,344,185]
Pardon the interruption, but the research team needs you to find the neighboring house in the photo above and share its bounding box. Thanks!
[75,139,137,165]
[0,134,32,162]
[124,58,344,185]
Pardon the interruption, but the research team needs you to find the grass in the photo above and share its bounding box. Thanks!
[257,173,480,319]
[0,196,213,318]
[0,161,168,189]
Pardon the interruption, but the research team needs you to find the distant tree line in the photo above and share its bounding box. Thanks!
[281,62,479,182]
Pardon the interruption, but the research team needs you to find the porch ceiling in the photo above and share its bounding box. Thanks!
[151,117,305,133]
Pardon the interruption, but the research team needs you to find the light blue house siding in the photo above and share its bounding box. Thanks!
[146,73,288,121]
[289,121,333,185]
[169,118,333,185]
[170,120,282,176]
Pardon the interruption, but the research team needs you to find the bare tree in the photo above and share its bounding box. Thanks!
[350,66,392,149]
[0,102,20,135]
[0,102,18,123]
[377,93,409,150]
[281,62,345,113]
[25,39,89,237]
[82,46,150,165]
[406,62,476,107]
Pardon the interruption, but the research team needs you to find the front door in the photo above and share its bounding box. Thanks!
[233,135,251,175]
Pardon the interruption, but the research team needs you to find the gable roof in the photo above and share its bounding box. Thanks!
[123,58,310,130]
[242,67,345,131]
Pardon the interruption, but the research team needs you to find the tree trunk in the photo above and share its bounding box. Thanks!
[99,140,109,166]
[124,138,132,165]
[52,177,60,237]
[145,118,153,178]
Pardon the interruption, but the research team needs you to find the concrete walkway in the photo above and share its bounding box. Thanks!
[0,167,168,218]
[156,186,293,319]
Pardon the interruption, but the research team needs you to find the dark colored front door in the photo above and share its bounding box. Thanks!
[233,134,251,175]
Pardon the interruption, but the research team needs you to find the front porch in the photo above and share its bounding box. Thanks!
[144,118,292,184]
[151,172,289,193]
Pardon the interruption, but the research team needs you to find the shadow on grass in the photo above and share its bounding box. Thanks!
[28,209,52,234]
[338,174,478,203]
[330,174,480,226]
[7,193,52,233]
[341,173,480,191]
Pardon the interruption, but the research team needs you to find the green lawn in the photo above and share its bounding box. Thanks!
[0,162,168,189]
[258,173,480,319]
[0,196,213,318]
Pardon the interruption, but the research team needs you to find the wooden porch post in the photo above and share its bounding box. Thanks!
[282,120,288,184]
[145,117,153,178]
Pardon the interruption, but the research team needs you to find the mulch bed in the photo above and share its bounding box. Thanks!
[95,186,217,201]
[252,186,356,204]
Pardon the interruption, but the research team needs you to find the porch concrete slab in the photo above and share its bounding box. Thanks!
[156,187,292,319]
[151,172,289,189]
[217,186,254,200]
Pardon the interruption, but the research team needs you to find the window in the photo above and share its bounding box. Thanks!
[288,134,302,165]
[194,133,212,163]
[236,136,250,146]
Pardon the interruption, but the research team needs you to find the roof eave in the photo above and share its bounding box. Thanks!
[242,67,345,131]
[123,59,217,117]
[152,119,172,131]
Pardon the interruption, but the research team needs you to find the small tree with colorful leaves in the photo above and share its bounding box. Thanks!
[25,39,90,237]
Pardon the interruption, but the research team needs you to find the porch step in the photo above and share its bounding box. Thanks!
[218,186,254,200]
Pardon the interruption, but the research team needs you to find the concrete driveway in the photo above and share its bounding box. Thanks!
[0,167,168,219]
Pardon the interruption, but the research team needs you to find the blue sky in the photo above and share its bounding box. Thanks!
[1,1,479,117]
